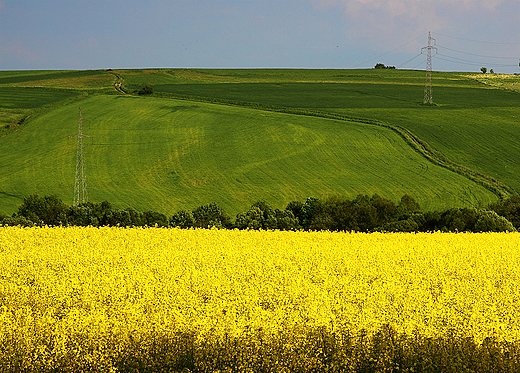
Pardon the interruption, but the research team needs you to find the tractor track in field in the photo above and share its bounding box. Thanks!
[110,72,129,95]
[155,91,516,200]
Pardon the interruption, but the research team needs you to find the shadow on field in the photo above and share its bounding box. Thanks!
[159,105,201,112]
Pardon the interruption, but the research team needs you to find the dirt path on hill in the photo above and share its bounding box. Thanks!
[108,71,128,95]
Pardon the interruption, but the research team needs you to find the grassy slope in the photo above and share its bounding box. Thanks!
[1,68,516,216]
[0,94,496,216]
[131,68,520,193]
[0,70,114,129]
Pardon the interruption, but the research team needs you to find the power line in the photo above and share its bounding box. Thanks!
[352,31,519,71]
[396,53,423,68]
[352,34,424,68]
[436,44,518,60]
[433,32,520,45]
[411,59,427,69]
[430,32,520,71]
[435,53,518,68]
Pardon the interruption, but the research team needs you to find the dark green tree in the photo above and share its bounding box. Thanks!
[237,201,300,230]
[440,208,479,232]
[170,210,195,228]
[143,210,169,227]
[91,201,115,226]
[414,211,442,232]
[285,200,305,226]
[108,207,144,227]
[377,218,419,232]
[474,210,516,232]
[136,84,154,95]
[193,203,231,228]
[235,206,264,230]
[16,194,67,226]
[309,195,348,231]
[66,203,98,227]
[272,209,299,230]
[369,194,399,228]
[398,195,421,217]
[301,197,321,230]
[488,195,520,229]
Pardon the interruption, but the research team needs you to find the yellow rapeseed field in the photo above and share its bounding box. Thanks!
[1,226,519,372]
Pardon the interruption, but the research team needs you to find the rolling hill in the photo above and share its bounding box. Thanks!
[0,68,518,216]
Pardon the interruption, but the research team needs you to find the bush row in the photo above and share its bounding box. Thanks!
[1,194,519,232]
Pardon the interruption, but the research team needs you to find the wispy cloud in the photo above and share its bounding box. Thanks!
[311,0,506,50]
[2,38,43,65]
[313,0,504,19]
[0,0,517,71]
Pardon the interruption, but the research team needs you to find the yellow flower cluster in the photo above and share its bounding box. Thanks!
[462,73,520,92]
[0,226,519,370]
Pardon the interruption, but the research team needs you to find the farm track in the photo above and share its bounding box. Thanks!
[110,72,128,95]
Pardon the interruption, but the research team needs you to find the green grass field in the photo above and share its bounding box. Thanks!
[126,69,520,192]
[0,70,114,129]
[0,69,111,86]
[0,68,518,216]
[0,87,80,109]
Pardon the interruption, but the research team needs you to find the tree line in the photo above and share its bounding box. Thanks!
[1,194,519,233]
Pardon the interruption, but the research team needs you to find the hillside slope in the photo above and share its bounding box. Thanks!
[124,69,520,193]
[1,68,517,216]
[0,93,497,215]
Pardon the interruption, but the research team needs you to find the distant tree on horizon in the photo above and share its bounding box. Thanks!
[375,63,396,70]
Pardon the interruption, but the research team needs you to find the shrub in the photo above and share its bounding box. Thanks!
[0,215,34,227]
[136,85,154,95]
[236,202,300,230]
[66,203,99,226]
[16,194,68,226]
[488,195,520,229]
[170,210,195,228]
[474,210,516,232]
[193,203,232,229]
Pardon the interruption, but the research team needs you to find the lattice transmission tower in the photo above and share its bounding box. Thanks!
[422,31,437,104]
[70,108,92,206]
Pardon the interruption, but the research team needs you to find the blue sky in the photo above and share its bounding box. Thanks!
[1,0,519,73]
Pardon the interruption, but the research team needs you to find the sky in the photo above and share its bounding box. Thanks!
[1,0,519,73]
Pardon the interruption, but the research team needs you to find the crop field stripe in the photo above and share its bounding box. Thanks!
[0,87,81,109]
[0,69,108,85]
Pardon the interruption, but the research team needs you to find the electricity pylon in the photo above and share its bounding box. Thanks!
[70,108,92,206]
[422,31,437,104]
